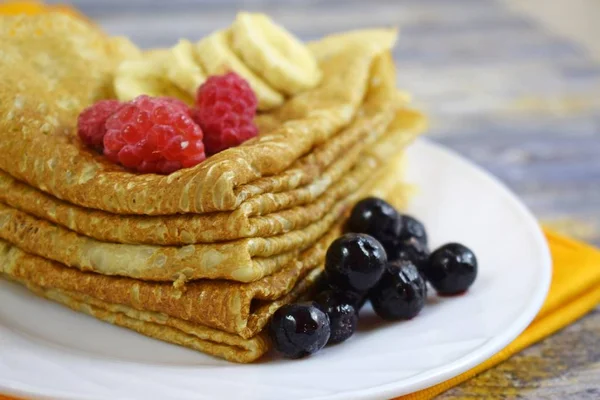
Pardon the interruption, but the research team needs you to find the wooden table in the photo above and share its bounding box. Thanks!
[42,0,600,397]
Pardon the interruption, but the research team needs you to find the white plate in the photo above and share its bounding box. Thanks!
[0,139,551,400]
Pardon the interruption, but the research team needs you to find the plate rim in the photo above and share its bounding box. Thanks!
[0,138,552,400]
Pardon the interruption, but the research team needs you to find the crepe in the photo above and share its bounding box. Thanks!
[0,157,412,363]
[0,12,398,215]
[0,110,422,249]
[0,11,427,363]
[0,23,423,284]
[0,13,138,114]
[0,150,412,363]
[0,54,423,247]
[0,229,329,339]
[9,282,271,363]
[0,111,422,282]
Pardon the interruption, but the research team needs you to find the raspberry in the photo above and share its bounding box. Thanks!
[154,97,191,115]
[77,99,122,151]
[103,95,206,174]
[194,72,259,154]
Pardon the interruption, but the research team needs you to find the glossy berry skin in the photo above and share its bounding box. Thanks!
[324,233,387,293]
[315,289,358,344]
[387,238,430,274]
[423,243,478,296]
[346,197,403,253]
[269,302,330,359]
[313,276,368,311]
[398,215,428,247]
[370,259,427,320]
[354,291,369,311]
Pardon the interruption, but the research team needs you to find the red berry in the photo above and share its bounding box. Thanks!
[77,99,123,151]
[154,97,191,115]
[103,95,206,174]
[194,72,259,154]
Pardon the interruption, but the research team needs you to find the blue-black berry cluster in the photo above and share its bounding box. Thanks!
[269,197,478,359]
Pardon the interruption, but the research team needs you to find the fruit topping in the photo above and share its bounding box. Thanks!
[313,277,368,311]
[398,215,428,247]
[113,50,194,103]
[77,99,123,151]
[267,196,480,360]
[387,237,430,273]
[315,289,358,344]
[167,39,208,97]
[153,96,191,115]
[194,72,258,154]
[269,302,330,359]
[345,290,369,312]
[231,12,322,95]
[346,197,403,253]
[423,243,478,296]
[269,198,480,360]
[195,29,285,111]
[324,233,387,293]
[370,259,427,320]
[103,95,205,174]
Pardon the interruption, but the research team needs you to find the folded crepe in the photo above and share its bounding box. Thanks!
[0,108,422,249]
[0,109,422,282]
[0,12,426,364]
[15,283,271,364]
[0,152,410,363]
[0,51,423,247]
[0,13,399,216]
[0,23,425,283]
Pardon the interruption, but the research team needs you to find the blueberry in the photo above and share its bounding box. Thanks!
[387,237,430,273]
[315,290,358,344]
[370,259,427,320]
[269,302,330,359]
[398,215,428,247]
[324,233,387,292]
[312,274,331,294]
[423,243,478,296]
[326,288,367,312]
[354,292,369,311]
[347,197,402,252]
[313,276,367,311]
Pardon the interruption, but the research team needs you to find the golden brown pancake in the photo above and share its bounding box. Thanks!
[0,13,425,363]
[0,108,423,248]
[9,281,271,363]
[0,53,423,248]
[0,14,397,215]
[0,113,422,282]
[0,150,412,363]
[0,147,411,337]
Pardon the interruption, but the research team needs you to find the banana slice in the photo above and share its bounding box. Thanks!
[113,49,194,104]
[194,30,284,111]
[230,12,321,96]
[166,39,207,98]
[308,29,398,61]
[107,36,143,61]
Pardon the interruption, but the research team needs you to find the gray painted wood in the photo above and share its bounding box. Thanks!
[47,0,600,397]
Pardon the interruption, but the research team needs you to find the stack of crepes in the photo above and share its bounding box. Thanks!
[0,12,426,362]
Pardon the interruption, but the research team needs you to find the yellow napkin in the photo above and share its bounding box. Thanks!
[397,228,600,399]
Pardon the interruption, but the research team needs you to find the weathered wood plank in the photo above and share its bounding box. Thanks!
[442,309,600,399]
